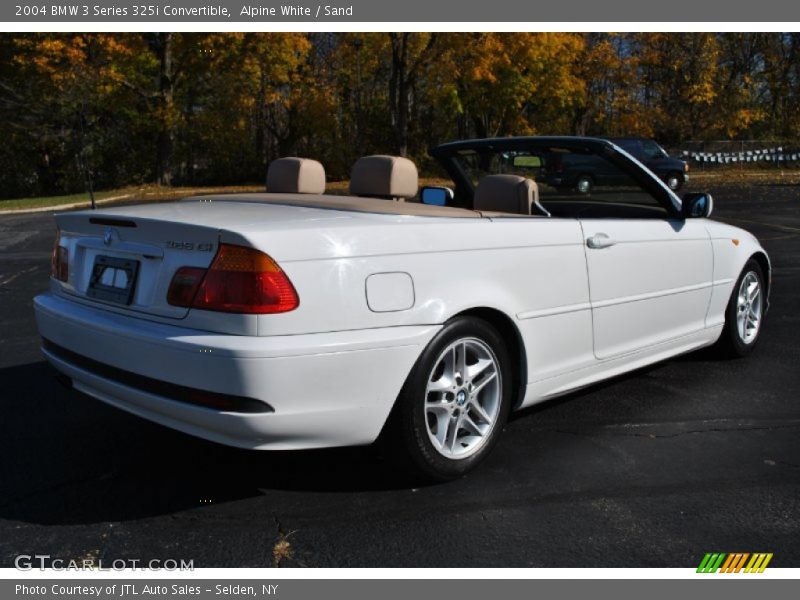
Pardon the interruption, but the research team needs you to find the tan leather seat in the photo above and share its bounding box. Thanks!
[267,157,326,194]
[473,174,550,216]
[349,155,418,201]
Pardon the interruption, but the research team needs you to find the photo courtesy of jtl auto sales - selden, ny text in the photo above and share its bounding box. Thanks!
[1,1,799,598]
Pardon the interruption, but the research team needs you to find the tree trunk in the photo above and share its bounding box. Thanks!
[388,33,404,155]
[388,33,439,157]
[472,115,488,140]
[152,33,174,186]
[397,81,409,157]
[257,67,268,186]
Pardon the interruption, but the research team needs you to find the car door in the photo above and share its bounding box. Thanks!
[580,216,713,360]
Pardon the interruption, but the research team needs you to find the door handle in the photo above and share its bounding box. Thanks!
[586,233,616,249]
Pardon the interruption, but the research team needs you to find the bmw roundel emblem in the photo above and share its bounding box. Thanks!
[103,229,113,246]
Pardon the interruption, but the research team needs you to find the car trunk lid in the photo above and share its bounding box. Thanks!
[54,212,223,319]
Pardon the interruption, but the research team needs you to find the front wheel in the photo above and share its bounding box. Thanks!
[665,171,683,191]
[388,317,513,481]
[714,259,765,357]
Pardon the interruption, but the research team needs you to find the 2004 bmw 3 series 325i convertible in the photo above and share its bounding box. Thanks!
[35,137,770,480]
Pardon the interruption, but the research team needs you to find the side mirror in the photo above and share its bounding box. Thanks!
[420,186,454,206]
[681,192,713,219]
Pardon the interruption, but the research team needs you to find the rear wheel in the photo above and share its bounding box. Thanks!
[714,259,765,357]
[388,317,512,481]
[576,174,594,194]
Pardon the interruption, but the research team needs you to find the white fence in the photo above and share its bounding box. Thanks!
[669,141,800,168]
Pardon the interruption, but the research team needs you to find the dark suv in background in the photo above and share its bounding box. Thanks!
[544,137,689,193]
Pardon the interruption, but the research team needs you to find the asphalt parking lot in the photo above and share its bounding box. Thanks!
[1,182,799,568]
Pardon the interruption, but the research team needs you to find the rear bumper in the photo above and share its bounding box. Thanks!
[34,293,438,450]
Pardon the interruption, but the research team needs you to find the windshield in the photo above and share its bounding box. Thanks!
[641,139,668,159]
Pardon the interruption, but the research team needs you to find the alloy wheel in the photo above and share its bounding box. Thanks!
[423,338,502,459]
[736,271,762,344]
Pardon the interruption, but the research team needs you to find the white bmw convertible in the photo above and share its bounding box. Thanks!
[35,137,770,480]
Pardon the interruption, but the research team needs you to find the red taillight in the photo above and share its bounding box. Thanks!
[50,231,68,282]
[167,244,299,314]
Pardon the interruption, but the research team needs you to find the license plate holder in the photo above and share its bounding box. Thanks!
[87,255,140,305]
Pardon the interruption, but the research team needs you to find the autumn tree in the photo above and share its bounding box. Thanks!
[172,33,312,184]
[0,34,142,196]
[757,33,800,138]
[573,34,650,136]
[426,33,585,139]
[386,33,443,156]
[1,32,798,201]
[634,33,724,142]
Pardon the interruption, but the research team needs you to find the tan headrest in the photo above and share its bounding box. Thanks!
[267,157,326,194]
[349,155,418,200]
[473,174,549,216]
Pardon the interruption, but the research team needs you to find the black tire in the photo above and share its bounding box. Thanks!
[713,259,766,358]
[575,174,594,194]
[386,316,513,482]
[665,171,683,191]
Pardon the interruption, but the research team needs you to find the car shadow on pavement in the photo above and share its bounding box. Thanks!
[0,344,742,527]
[0,361,420,526]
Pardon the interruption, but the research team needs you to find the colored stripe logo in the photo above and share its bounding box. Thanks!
[697,553,773,573]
